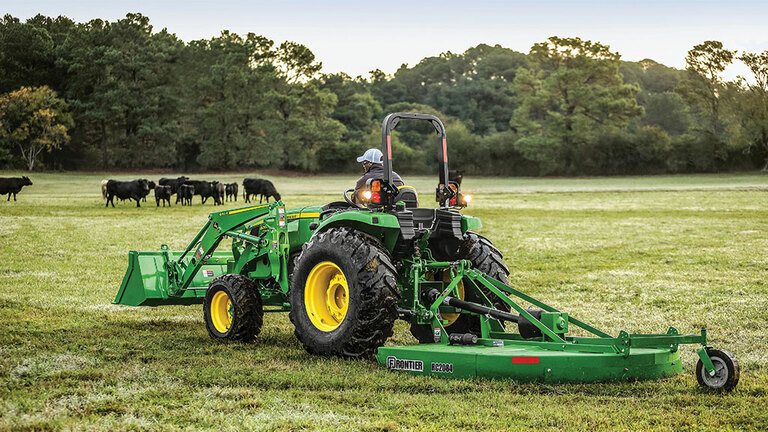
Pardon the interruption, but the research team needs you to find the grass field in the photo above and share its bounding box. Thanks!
[1,172,767,431]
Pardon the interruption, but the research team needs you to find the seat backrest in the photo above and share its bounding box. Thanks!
[394,186,419,208]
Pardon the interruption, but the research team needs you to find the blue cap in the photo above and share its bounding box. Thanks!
[356,148,383,163]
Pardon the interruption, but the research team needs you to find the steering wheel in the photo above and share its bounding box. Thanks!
[344,188,362,208]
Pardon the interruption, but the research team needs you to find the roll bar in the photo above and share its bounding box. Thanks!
[380,112,452,206]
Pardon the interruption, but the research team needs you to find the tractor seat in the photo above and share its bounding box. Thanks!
[394,186,419,209]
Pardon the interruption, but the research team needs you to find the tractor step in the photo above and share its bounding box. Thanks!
[376,343,682,382]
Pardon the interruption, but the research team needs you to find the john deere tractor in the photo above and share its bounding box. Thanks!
[115,113,739,390]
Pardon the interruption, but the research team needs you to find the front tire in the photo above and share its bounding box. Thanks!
[203,274,263,342]
[289,228,399,358]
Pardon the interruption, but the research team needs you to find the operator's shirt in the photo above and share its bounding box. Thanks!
[354,164,404,202]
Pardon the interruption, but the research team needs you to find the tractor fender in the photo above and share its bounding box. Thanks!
[461,215,482,232]
[312,211,401,253]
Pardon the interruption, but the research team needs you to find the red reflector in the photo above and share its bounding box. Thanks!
[387,135,392,160]
[512,357,539,364]
[442,138,447,163]
[372,192,381,203]
[449,197,456,205]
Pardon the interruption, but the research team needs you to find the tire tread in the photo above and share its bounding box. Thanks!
[289,227,399,359]
[204,274,263,342]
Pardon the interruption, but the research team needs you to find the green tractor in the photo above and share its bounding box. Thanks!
[115,112,739,391]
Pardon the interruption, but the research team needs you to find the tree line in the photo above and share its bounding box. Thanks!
[0,13,766,175]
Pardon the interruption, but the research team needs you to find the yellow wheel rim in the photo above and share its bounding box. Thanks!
[304,261,349,332]
[438,271,465,327]
[210,290,233,333]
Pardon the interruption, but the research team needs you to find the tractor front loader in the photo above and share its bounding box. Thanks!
[115,112,739,391]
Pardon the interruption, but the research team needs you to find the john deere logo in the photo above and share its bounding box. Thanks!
[386,356,423,372]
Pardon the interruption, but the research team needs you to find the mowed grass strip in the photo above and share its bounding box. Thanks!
[0,172,766,431]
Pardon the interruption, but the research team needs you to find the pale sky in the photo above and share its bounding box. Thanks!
[5,1,767,80]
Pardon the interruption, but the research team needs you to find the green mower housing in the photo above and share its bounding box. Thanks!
[114,112,739,391]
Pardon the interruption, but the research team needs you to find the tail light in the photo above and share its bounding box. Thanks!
[448,183,458,206]
[366,179,383,204]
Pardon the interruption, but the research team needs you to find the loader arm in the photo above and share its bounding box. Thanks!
[167,202,287,296]
[114,202,288,306]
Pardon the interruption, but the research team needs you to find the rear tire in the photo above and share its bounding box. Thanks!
[409,231,511,343]
[203,274,263,342]
[289,228,399,358]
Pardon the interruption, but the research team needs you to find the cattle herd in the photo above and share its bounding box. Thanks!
[100,176,281,208]
[2,171,465,206]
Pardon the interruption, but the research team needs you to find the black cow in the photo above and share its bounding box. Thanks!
[213,181,225,205]
[106,179,150,207]
[179,184,195,206]
[225,183,238,202]
[243,178,281,203]
[141,180,155,202]
[448,170,464,186]
[154,185,172,207]
[184,180,219,205]
[0,176,32,201]
[160,176,189,196]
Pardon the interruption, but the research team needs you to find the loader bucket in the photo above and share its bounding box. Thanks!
[114,250,234,306]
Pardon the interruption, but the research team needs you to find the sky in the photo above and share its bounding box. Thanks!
[5,0,768,81]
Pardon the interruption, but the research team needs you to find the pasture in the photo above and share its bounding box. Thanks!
[1,172,767,431]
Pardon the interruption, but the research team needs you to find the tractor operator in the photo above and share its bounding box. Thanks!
[353,148,404,203]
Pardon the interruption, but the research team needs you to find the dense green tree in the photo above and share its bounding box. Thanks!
[622,59,682,94]
[58,18,119,168]
[1,13,766,175]
[511,37,643,174]
[678,41,735,156]
[108,14,184,168]
[735,51,768,170]
[187,32,343,172]
[187,31,277,170]
[641,92,691,136]
[0,15,56,93]
[318,73,381,141]
[370,45,526,135]
[0,86,72,170]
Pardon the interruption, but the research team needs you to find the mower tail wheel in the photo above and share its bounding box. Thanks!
[696,349,739,391]
[203,274,263,342]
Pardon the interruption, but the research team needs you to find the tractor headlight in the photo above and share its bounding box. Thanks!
[362,190,372,200]
[456,193,472,207]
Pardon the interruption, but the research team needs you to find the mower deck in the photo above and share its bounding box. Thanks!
[376,343,682,382]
